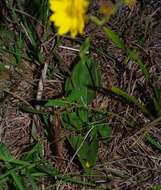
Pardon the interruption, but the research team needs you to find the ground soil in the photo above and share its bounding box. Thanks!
[0,1,161,189]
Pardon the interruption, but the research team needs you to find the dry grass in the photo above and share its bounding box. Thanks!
[0,1,161,189]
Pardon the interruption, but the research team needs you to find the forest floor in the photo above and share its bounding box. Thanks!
[0,0,161,189]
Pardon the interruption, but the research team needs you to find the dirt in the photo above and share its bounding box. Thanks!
[0,1,161,189]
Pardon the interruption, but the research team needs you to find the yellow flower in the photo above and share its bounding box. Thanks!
[99,1,116,16]
[85,161,90,168]
[49,0,89,38]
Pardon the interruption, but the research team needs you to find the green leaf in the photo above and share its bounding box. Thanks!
[0,144,13,161]
[65,58,98,104]
[111,86,153,119]
[22,143,42,161]
[65,38,101,105]
[11,174,27,190]
[0,179,7,190]
[68,134,99,172]
[127,49,150,81]
[151,86,161,116]
[97,124,111,142]
[0,27,14,43]
[45,98,76,107]
[78,109,89,123]
[67,88,92,106]
[62,111,83,130]
[38,164,95,186]
[67,89,87,102]
[0,144,27,190]
[145,134,161,151]
[153,184,161,190]
[80,37,90,59]
[103,27,125,49]
[14,32,24,64]
[0,63,7,71]
[90,15,106,26]
[26,172,38,190]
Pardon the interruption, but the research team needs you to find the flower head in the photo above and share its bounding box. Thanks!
[99,0,116,16]
[85,161,91,169]
[49,0,89,38]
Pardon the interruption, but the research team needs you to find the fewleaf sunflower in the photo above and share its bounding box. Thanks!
[49,0,89,38]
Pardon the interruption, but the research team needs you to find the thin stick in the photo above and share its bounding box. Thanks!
[56,125,96,190]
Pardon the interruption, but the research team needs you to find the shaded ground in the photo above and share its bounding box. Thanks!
[0,1,161,189]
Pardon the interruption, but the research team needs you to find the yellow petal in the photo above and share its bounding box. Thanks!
[49,0,89,38]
